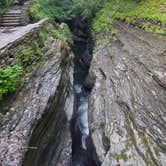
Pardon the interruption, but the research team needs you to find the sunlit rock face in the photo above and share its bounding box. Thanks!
[89,20,166,166]
[0,20,74,166]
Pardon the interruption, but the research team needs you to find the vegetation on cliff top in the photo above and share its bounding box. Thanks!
[93,0,166,34]
[29,0,166,34]
[29,0,109,21]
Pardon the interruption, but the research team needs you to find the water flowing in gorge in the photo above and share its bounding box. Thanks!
[22,17,100,166]
[70,18,100,166]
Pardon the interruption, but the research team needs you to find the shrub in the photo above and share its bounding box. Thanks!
[0,65,23,100]
[20,45,42,67]
[72,0,109,19]
[29,0,110,21]
[92,0,166,34]
[0,0,13,14]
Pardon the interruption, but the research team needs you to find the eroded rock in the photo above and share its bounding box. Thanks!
[89,21,166,166]
[0,20,74,166]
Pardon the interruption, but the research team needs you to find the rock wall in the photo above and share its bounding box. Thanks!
[89,21,166,166]
[0,19,74,166]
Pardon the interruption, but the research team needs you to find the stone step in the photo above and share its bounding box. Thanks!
[0,1,30,27]
[3,11,21,15]
[1,22,21,26]
[5,10,22,14]
[1,16,20,20]
[2,20,20,23]
[4,11,21,14]
[0,27,15,30]
[3,13,21,16]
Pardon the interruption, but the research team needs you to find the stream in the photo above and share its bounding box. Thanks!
[71,35,98,166]
[22,18,100,166]
[69,18,100,166]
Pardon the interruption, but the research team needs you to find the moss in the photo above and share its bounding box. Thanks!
[153,146,160,156]
[138,132,159,165]
[109,141,133,162]
[0,130,10,138]
[38,32,47,46]
[118,151,128,162]
[141,22,166,34]
[109,151,128,162]
[43,22,72,45]
[20,46,38,67]
[34,43,43,57]
[124,112,159,165]
[52,24,73,45]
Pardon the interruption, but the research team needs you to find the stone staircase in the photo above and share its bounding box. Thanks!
[0,1,30,27]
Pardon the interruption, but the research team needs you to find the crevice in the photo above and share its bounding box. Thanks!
[22,16,100,166]
[68,16,100,166]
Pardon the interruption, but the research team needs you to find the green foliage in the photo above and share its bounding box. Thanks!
[93,0,166,34]
[115,0,166,24]
[29,0,73,21]
[38,32,47,46]
[43,22,72,44]
[52,24,73,44]
[20,45,42,67]
[141,22,165,34]
[62,25,73,44]
[93,1,120,33]
[0,0,12,7]
[29,0,110,21]
[0,65,23,100]
[0,0,12,14]
[29,0,56,20]
[71,0,109,19]
[34,43,43,56]
[20,46,33,66]
[0,23,63,101]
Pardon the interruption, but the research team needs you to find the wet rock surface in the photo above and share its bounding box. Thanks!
[70,18,100,166]
[89,21,166,166]
[0,21,74,165]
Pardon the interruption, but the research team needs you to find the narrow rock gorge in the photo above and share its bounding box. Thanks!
[0,0,166,166]
[69,18,100,166]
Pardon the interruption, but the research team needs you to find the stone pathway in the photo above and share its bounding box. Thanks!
[0,19,48,50]
[0,1,44,51]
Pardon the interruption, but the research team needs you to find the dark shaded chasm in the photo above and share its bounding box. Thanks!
[68,17,101,166]
[22,16,101,166]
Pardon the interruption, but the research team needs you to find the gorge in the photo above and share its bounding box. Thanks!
[0,0,166,166]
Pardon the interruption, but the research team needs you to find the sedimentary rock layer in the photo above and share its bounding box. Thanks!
[89,21,166,166]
